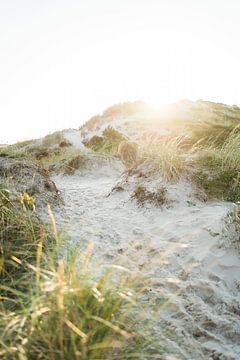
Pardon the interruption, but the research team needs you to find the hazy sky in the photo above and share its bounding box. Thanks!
[1,0,240,143]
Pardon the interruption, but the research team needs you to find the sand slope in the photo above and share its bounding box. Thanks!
[51,158,240,360]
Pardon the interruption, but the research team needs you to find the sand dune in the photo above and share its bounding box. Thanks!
[52,157,240,359]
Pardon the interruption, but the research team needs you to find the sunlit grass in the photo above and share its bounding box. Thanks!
[0,188,53,294]
[0,257,151,359]
[139,136,194,182]
[0,188,159,359]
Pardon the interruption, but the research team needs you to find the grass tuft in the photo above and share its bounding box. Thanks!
[139,136,192,182]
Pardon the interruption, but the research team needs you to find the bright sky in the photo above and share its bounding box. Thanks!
[1,0,240,143]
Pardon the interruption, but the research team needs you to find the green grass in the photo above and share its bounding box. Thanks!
[191,129,240,201]
[0,188,54,298]
[135,121,240,201]
[0,140,86,176]
[37,147,82,167]
[0,145,26,159]
[0,140,36,159]
[220,127,240,170]
[0,187,160,359]
[186,120,238,147]
[83,126,126,155]
[40,147,87,175]
[1,258,151,359]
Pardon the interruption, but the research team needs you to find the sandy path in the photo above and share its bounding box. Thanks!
[52,163,240,360]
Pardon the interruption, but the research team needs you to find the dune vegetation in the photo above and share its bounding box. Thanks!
[83,126,127,155]
[0,187,159,360]
[1,100,240,358]
[2,100,240,203]
[0,134,87,176]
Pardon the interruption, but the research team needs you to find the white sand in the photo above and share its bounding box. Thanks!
[50,157,240,360]
[63,129,85,149]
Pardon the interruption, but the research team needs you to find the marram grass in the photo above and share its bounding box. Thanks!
[0,189,160,360]
[139,136,193,182]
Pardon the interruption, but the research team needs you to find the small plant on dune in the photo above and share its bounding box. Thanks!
[132,185,167,207]
[18,191,36,211]
[154,186,168,205]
